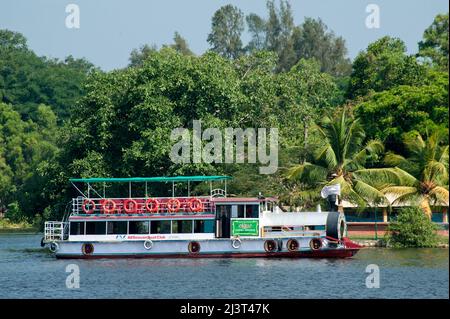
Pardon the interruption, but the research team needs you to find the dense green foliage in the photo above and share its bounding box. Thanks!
[0,2,448,224]
[387,207,439,247]
[0,30,95,122]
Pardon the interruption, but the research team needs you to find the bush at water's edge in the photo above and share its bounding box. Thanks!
[386,207,441,248]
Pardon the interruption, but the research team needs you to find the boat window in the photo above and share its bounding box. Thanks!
[150,220,171,234]
[129,221,149,234]
[237,204,259,218]
[85,221,106,235]
[107,221,127,235]
[194,220,215,233]
[172,220,193,233]
[246,205,259,218]
[70,222,85,235]
[237,205,245,218]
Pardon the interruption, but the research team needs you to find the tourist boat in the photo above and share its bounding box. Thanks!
[41,176,361,259]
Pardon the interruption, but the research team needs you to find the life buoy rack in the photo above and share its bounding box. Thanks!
[144,240,153,250]
[166,198,181,213]
[82,243,94,255]
[102,199,116,214]
[188,198,203,212]
[145,198,159,213]
[264,240,277,253]
[287,239,299,252]
[309,238,322,251]
[123,199,138,214]
[188,241,201,254]
[232,237,242,249]
[82,199,96,214]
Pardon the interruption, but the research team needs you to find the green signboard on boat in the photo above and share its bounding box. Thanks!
[231,219,259,236]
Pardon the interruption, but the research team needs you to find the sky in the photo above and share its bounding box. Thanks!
[1,0,448,70]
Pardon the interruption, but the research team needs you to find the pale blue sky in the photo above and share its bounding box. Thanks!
[1,0,448,70]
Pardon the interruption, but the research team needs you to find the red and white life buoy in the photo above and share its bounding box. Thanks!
[188,198,203,212]
[102,199,116,214]
[166,198,181,213]
[82,199,96,214]
[145,198,159,213]
[123,199,138,214]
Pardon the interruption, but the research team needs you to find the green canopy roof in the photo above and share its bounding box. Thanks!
[69,175,232,183]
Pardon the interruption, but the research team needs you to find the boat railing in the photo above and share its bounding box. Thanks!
[44,221,68,241]
[211,188,226,197]
[72,196,215,215]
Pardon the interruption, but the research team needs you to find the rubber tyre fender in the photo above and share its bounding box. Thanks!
[326,212,346,240]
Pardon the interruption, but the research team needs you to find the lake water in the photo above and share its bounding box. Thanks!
[0,234,448,299]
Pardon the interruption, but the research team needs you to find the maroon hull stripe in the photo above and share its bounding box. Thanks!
[56,249,360,259]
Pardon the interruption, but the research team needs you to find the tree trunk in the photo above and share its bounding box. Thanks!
[420,197,432,219]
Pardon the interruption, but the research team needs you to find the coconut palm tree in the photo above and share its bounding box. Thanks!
[355,130,449,218]
[286,109,387,209]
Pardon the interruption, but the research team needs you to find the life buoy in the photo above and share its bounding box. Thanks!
[102,199,116,214]
[188,241,201,253]
[145,198,159,213]
[82,243,94,255]
[264,240,277,253]
[49,242,59,252]
[166,198,181,213]
[188,198,203,212]
[82,199,96,214]
[144,240,153,250]
[232,238,242,249]
[309,238,322,251]
[123,199,138,214]
[287,239,299,252]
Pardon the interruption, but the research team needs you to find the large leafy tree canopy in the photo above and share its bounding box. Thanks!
[418,13,449,71]
[0,30,95,122]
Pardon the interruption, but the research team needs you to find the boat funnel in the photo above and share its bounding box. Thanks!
[320,184,341,212]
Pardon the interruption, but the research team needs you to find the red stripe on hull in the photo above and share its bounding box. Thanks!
[56,249,360,259]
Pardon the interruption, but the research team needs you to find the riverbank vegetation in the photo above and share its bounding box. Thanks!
[0,1,448,229]
[386,207,440,248]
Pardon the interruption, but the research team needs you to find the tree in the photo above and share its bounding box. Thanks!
[387,207,439,247]
[246,3,351,75]
[357,130,449,218]
[0,102,59,220]
[170,32,194,56]
[0,29,94,121]
[418,13,449,71]
[354,71,449,153]
[347,36,426,98]
[129,44,158,67]
[292,18,351,76]
[207,5,244,59]
[287,109,385,209]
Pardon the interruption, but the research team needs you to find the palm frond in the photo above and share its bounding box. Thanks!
[354,167,418,188]
[352,139,384,166]
[428,186,449,206]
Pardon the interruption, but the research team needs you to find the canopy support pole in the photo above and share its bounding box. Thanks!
[129,182,131,198]
[188,181,190,197]
[145,182,148,198]
[172,182,175,198]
